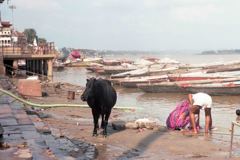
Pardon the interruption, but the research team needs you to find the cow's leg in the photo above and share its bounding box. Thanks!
[92,109,100,136]
[101,113,105,129]
[103,110,111,137]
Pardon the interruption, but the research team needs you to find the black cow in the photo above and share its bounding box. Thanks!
[81,77,117,137]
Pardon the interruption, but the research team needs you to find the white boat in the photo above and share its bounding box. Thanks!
[168,70,240,81]
[111,64,179,78]
[116,75,169,88]
[138,77,240,93]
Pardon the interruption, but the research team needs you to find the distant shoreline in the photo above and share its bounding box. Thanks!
[201,49,240,55]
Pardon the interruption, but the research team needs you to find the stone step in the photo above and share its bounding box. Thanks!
[0,87,96,159]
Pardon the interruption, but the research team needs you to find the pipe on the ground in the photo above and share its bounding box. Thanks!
[0,88,139,111]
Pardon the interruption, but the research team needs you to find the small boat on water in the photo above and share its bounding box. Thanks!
[83,57,103,63]
[111,67,150,78]
[184,81,240,95]
[111,65,179,79]
[65,57,103,67]
[102,59,121,66]
[101,58,134,66]
[203,60,240,70]
[167,71,238,82]
[86,63,104,72]
[53,61,65,71]
[180,60,240,70]
[99,65,137,75]
[138,81,186,93]
[206,64,240,73]
[138,77,240,94]
[99,58,156,75]
[66,61,89,67]
[114,75,169,88]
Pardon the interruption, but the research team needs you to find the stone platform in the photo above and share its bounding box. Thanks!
[0,78,96,160]
[0,95,56,160]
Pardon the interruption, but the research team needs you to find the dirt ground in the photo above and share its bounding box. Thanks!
[9,80,239,159]
[39,106,234,160]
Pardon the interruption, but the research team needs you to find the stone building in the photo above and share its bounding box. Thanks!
[0,21,12,47]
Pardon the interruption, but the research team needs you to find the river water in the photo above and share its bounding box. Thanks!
[53,53,240,155]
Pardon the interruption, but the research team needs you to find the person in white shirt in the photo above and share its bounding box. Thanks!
[188,92,212,134]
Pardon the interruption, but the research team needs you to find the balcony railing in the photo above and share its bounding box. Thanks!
[1,46,58,56]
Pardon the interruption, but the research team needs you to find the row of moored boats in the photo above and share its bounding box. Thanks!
[85,57,240,95]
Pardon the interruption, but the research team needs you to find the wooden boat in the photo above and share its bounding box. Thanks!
[138,81,187,93]
[85,63,104,72]
[138,77,240,93]
[179,60,240,70]
[168,72,229,82]
[203,60,240,70]
[67,61,90,67]
[99,58,180,76]
[134,58,155,67]
[206,64,240,73]
[177,77,240,86]
[168,70,240,82]
[65,57,103,67]
[116,75,169,88]
[86,66,103,73]
[111,65,179,78]
[101,59,121,66]
[100,58,134,66]
[99,65,137,75]
[53,61,65,71]
[184,81,240,95]
[156,57,180,64]
[111,67,150,78]
[83,57,103,63]
[119,59,134,64]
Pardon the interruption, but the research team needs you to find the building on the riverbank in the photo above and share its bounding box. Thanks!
[0,0,58,79]
[0,21,58,80]
[0,21,28,55]
[0,21,12,47]
[0,32,57,80]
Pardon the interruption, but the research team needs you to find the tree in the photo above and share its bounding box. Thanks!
[37,37,47,45]
[24,28,37,44]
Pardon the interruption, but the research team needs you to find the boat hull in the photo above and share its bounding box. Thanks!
[138,84,187,93]
[185,86,240,95]
[120,80,165,88]
[138,79,240,95]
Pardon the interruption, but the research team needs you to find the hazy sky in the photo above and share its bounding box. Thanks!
[2,0,240,51]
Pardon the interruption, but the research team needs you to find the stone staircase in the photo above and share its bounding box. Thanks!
[0,80,96,160]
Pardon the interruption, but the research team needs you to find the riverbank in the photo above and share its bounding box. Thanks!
[1,76,239,159]
[18,78,240,159]
[42,106,233,160]
[0,76,98,159]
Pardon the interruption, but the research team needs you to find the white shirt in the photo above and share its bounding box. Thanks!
[192,92,212,109]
